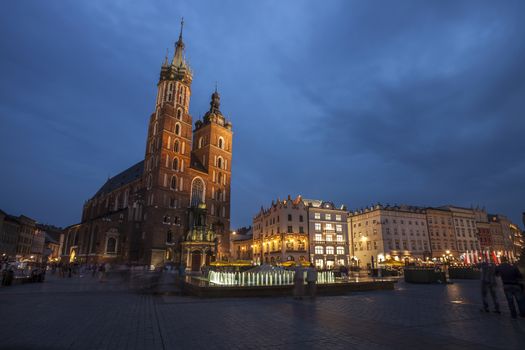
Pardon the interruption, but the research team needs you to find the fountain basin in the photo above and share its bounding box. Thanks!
[184,277,396,298]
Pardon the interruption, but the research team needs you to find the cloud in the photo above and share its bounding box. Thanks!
[0,0,524,227]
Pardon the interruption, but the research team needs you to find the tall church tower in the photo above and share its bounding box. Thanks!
[141,20,233,268]
[143,20,195,265]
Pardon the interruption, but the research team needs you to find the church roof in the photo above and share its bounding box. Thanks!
[93,160,144,199]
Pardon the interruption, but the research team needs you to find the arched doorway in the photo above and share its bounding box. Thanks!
[191,250,202,272]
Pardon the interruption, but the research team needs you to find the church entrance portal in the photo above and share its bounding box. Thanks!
[191,250,202,272]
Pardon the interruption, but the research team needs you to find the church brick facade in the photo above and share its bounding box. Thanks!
[62,21,233,270]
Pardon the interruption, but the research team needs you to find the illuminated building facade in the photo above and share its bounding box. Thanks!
[509,223,523,261]
[348,204,431,268]
[231,228,253,261]
[303,199,349,269]
[441,206,481,261]
[61,21,233,271]
[488,214,520,262]
[252,196,308,265]
[0,210,38,261]
[426,208,458,260]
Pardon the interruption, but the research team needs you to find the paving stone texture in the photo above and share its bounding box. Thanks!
[1,273,524,349]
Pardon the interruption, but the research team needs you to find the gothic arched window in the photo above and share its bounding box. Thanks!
[177,109,182,120]
[174,140,179,153]
[190,177,205,207]
[106,237,117,254]
[173,158,179,171]
[171,175,177,190]
[218,137,224,149]
[217,157,223,169]
[175,123,181,136]
[166,230,173,243]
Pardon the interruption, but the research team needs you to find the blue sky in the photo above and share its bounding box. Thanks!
[1,0,524,228]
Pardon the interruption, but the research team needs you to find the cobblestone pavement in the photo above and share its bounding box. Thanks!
[1,274,524,350]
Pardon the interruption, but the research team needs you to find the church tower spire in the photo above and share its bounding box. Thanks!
[172,18,185,68]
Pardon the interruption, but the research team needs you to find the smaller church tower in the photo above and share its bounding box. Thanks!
[192,89,233,259]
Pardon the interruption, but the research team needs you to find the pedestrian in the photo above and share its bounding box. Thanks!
[293,264,305,300]
[480,260,500,313]
[339,265,348,279]
[495,256,525,319]
[178,263,186,295]
[306,263,318,300]
[98,263,106,282]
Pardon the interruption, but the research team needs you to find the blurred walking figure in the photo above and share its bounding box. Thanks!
[339,265,348,279]
[480,260,500,313]
[98,263,106,282]
[293,264,305,300]
[495,256,525,319]
[306,263,318,300]
[178,263,186,295]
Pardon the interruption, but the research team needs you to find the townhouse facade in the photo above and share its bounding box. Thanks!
[304,199,349,269]
[348,204,431,268]
[252,196,309,265]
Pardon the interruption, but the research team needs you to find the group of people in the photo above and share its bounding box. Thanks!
[480,257,525,319]
[293,263,318,300]
[49,262,111,281]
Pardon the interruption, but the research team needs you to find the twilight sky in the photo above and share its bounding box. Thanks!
[1,1,524,229]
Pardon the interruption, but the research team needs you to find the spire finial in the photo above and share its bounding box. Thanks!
[215,81,218,93]
[163,48,169,66]
[172,17,186,67]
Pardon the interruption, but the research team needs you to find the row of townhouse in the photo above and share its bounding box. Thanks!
[251,196,349,269]
[0,209,64,263]
[243,196,523,269]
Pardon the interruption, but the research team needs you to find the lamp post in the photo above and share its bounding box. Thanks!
[229,231,236,261]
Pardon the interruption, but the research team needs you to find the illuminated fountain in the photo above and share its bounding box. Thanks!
[208,265,335,287]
